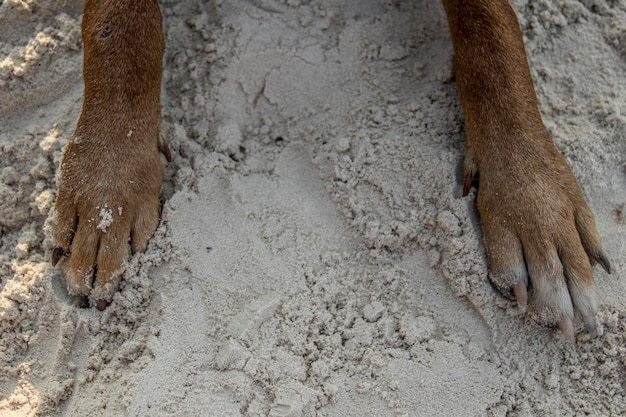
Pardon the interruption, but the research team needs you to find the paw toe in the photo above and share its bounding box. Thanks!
[130,199,160,253]
[483,223,528,308]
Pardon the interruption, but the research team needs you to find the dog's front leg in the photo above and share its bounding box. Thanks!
[442,0,610,340]
[50,0,167,309]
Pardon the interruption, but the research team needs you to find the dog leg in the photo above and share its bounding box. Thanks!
[442,0,610,341]
[50,0,165,309]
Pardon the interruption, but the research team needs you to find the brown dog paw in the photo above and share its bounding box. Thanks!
[443,0,610,341]
[464,143,610,341]
[50,130,165,307]
[50,0,165,308]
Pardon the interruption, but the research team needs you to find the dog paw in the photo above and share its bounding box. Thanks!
[464,146,610,342]
[50,129,165,309]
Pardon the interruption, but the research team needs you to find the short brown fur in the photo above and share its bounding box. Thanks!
[51,0,165,308]
[443,0,610,339]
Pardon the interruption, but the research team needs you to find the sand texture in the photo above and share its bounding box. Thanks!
[0,0,625,415]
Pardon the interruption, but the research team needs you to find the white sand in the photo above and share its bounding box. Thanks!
[1,0,625,415]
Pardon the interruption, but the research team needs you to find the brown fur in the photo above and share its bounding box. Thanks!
[51,0,165,309]
[443,0,610,339]
[51,0,609,338]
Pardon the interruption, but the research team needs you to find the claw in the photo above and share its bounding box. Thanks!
[51,247,65,266]
[158,124,172,163]
[557,316,575,344]
[462,170,474,196]
[513,281,528,309]
[594,252,611,274]
[95,299,109,311]
[159,139,172,163]
[77,295,90,309]
[462,154,478,196]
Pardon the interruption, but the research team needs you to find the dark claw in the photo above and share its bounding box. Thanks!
[462,171,474,196]
[487,275,516,301]
[96,299,109,311]
[52,247,65,266]
[77,295,90,308]
[462,169,479,196]
[595,252,611,274]
[159,140,172,163]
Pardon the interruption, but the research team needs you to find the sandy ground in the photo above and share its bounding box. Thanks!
[0,0,625,415]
